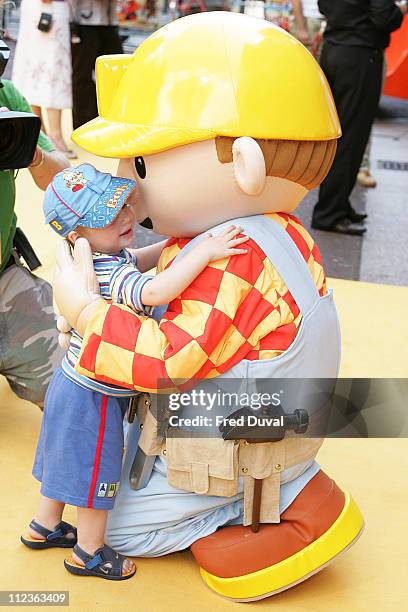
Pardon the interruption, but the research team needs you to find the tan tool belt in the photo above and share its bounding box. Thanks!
[134,394,323,526]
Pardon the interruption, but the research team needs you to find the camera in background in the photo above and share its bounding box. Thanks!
[0,38,41,171]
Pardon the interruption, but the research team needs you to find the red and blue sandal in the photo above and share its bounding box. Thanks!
[21,519,77,549]
[64,544,136,581]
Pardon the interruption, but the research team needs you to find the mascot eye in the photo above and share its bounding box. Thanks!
[134,157,146,179]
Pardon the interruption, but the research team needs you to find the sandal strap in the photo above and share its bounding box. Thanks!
[29,519,76,542]
[57,521,77,537]
[73,544,127,576]
[29,519,55,540]
[72,544,90,563]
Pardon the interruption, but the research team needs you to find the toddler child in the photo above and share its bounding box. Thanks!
[21,163,248,580]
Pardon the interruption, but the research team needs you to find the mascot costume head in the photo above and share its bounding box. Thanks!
[73,11,339,236]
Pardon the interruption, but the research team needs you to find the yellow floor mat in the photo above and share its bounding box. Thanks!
[2,384,407,611]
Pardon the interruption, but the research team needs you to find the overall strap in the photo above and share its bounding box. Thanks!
[172,215,320,316]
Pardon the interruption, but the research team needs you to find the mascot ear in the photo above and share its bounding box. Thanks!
[232,137,266,196]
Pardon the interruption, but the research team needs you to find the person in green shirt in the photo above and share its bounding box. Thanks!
[0,79,69,407]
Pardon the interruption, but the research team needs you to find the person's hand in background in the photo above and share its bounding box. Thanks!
[297,27,310,46]
[292,0,310,46]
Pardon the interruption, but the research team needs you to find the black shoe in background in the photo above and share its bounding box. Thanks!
[348,208,368,223]
[312,219,367,236]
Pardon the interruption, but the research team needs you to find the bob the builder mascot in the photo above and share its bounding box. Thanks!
[53,12,364,601]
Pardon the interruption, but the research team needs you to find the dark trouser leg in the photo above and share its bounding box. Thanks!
[312,44,383,228]
[71,26,100,130]
[71,26,123,130]
[100,26,123,56]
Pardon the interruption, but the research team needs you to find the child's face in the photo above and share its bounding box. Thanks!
[73,195,137,254]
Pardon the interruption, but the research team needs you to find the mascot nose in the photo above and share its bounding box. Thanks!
[139,217,153,229]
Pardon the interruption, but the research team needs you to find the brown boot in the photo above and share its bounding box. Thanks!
[357,170,377,188]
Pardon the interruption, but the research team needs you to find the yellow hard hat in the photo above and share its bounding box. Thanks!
[73,12,340,158]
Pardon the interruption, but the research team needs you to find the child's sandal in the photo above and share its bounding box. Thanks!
[21,519,77,549]
[64,544,136,581]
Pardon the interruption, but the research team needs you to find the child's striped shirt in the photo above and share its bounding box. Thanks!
[62,249,154,396]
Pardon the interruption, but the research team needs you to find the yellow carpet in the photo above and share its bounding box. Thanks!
[1,141,407,610]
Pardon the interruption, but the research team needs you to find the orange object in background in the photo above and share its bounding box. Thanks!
[384,14,408,100]
[118,0,141,21]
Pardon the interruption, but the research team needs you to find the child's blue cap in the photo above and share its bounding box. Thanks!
[43,163,136,237]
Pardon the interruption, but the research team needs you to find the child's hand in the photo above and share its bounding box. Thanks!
[201,226,249,262]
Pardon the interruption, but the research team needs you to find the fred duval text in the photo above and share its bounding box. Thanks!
[168,415,285,428]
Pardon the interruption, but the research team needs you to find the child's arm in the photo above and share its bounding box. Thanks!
[127,240,168,273]
[140,226,248,306]
[109,227,247,313]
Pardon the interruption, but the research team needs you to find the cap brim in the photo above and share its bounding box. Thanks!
[72,117,217,158]
[79,178,136,230]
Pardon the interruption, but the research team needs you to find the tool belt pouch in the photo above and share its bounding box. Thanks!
[136,394,164,456]
[240,437,324,526]
[164,437,240,496]
[134,394,323,515]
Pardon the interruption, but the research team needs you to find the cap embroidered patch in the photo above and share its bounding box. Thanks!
[50,219,63,233]
[63,169,88,192]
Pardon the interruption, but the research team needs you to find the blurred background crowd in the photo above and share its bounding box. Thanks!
[0,0,408,235]
[2,1,406,206]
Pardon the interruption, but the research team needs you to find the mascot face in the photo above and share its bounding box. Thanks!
[117,140,308,237]
[73,12,340,238]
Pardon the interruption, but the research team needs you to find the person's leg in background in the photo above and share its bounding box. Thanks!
[357,138,377,188]
[99,25,123,59]
[312,44,383,233]
[71,26,122,130]
[342,48,384,220]
[46,108,77,159]
[357,58,388,188]
[71,26,101,130]
[30,105,47,135]
[0,263,64,408]
[31,105,43,122]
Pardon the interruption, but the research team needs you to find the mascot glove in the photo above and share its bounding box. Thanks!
[53,238,104,337]
[57,315,72,351]
[53,297,73,351]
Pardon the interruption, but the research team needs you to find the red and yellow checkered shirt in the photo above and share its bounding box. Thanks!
[76,213,327,392]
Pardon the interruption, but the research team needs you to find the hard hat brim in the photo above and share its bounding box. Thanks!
[72,117,217,158]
